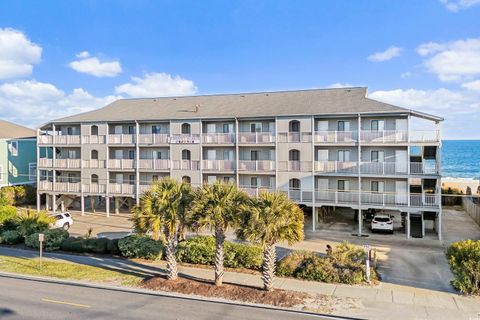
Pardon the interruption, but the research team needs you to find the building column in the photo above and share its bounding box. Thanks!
[406,211,411,239]
[438,208,442,241]
[52,194,57,213]
[358,209,363,236]
[90,196,96,213]
[312,206,316,232]
[115,197,119,214]
[80,194,85,216]
[106,196,110,218]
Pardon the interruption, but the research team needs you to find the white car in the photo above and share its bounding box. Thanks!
[52,212,74,230]
[371,215,394,234]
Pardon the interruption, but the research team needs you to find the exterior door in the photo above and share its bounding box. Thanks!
[395,181,408,204]
[317,149,328,161]
[115,150,123,159]
[114,125,122,134]
[206,123,216,133]
[207,149,216,160]
[316,178,329,201]
[115,173,123,184]
[396,119,408,141]
[395,150,408,173]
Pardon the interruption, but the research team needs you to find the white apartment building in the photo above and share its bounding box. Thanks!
[36,88,443,239]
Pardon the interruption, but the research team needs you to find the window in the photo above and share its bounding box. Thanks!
[128,150,135,159]
[181,123,191,134]
[91,174,99,184]
[9,141,18,156]
[250,123,261,133]
[91,150,98,160]
[223,150,232,160]
[371,120,385,131]
[338,150,350,162]
[182,149,191,160]
[222,124,230,133]
[371,181,385,193]
[67,127,73,135]
[289,149,300,161]
[338,121,350,131]
[152,125,161,134]
[289,120,300,132]
[289,178,301,189]
[182,176,191,184]
[28,163,36,181]
[91,125,98,136]
[68,173,76,183]
[338,180,349,191]
[129,174,135,185]
[251,177,258,188]
[223,176,231,183]
[371,150,385,162]
[128,125,135,134]
[251,150,259,161]
[152,175,159,181]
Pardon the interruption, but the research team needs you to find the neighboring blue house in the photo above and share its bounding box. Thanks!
[0,120,37,188]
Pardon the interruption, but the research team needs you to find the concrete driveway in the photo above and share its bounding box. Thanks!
[67,211,132,239]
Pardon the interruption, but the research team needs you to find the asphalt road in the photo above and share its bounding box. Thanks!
[0,275,343,320]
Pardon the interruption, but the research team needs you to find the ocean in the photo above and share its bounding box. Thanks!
[442,140,480,179]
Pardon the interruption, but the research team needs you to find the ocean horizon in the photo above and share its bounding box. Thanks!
[442,140,480,180]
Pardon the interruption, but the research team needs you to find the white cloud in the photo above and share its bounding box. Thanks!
[462,79,480,90]
[0,28,42,80]
[401,72,412,79]
[416,38,480,82]
[369,88,480,139]
[440,0,480,11]
[328,82,356,88]
[69,53,122,77]
[0,80,120,127]
[115,72,197,98]
[368,46,402,62]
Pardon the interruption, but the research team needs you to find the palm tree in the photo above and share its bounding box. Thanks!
[190,181,247,286]
[238,191,304,291]
[131,178,191,280]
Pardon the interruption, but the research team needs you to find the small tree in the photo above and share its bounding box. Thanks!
[15,209,54,238]
[238,191,304,291]
[190,181,247,286]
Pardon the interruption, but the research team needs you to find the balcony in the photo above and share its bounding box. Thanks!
[38,158,53,168]
[277,132,312,143]
[202,133,235,144]
[54,159,81,169]
[238,132,275,144]
[277,161,312,172]
[240,186,274,197]
[108,134,135,144]
[315,161,358,174]
[203,160,235,171]
[108,159,135,169]
[54,135,81,145]
[169,134,200,144]
[39,181,81,193]
[38,181,53,192]
[360,130,408,144]
[83,160,106,169]
[238,160,275,172]
[314,131,357,144]
[38,135,53,145]
[138,133,169,145]
[82,135,106,144]
[138,159,170,170]
[410,130,440,143]
[410,162,438,175]
[82,184,107,194]
[172,160,200,170]
[138,184,152,194]
[108,183,135,195]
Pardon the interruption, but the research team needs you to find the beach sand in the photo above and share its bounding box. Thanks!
[442,178,480,195]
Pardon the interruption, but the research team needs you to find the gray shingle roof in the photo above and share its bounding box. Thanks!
[0,120,36,139]
[50,87,440,124]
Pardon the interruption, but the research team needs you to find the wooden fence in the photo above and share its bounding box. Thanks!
[462,197,480,227]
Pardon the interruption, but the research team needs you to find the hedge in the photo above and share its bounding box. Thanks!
[25,229,69,251]
[60,237,118,255]
[176,236,263,270]
[277,242,375,285]
[0,206,17,225]
[0,185,36,206]
[0,230,22,245]
[446,240,480,295]
[117,235,164,260]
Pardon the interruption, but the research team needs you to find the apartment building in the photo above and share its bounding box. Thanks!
[36,87,443,239]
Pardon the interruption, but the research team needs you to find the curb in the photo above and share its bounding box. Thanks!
[0,271,361,320]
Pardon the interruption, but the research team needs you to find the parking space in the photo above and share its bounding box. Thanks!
[67,211,133,239]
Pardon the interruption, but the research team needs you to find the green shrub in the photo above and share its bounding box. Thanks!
[60,237,85,252]
[446,240,480,295]
[15,209,54,238]
[59,237,114,254]
[0,206,17,224]
[0,230,22,245]
[176,236,263,270]
[276,251,314,277]
[0,186,36,206]
[118,235,164,260]
[86,238,110,254]
[25,229,69,251]
[107,238,121,255]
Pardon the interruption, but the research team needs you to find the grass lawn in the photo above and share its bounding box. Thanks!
[0,255,144,286]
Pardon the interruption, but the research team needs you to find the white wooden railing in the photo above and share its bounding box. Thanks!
[277,132,312,143]
[238,160,275,171]
[38,158,53,168]
[240,186,275,197]
[82,160,106,169]
[238,132,275,144]
[82,135,106,144]
[169,134,200,144]
[315,161,358,174]
[277,161,312,172]
[38,135,53,144]
[108,159,135,169]
[202,160,235,171]
[202,133,235,144]
[54,159,81,169]
[138,133,169,145]
[138,159,170,170]
[82,184,107,193]
[54,135,81,145]
[314,131,357,143]
[172,160,200,170]
[108,134,135,144]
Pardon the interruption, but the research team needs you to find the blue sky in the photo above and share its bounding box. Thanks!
[0,0,479,139]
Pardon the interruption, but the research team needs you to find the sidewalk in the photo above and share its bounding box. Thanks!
[0,247,479,319]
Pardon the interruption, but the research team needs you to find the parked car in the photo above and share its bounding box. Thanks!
[52,212,74,230]
[371,214,394,234]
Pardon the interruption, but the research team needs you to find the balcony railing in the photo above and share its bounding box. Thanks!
[82,184,107,194]
[410,130,440,143]
[277,132,312,143]
[82,135,106,144]
[238,160,275,171]
[108,159,135,169]
[38,135,53,145]
[314,131,357,143]
[360,130,408,143]
[360,162,399,175]
[54,135,81,145]
[53,182,81,193]
[138,133,169,145]
[203,160,235,171]
[277,161,312,172]
[38,158,53,168]
[108,183,135,195]
[138,159,170,170]
[315,161,358,174]
[240,186,275,197]
[169,134,200,144]
[410,162,438,175]
[203,133,235,144]
[83,159,106,169]
[38,181,53,192]
[108,134,135,144]
[172,160,200,170]
[54,159,81,169]
[238,132,275,144]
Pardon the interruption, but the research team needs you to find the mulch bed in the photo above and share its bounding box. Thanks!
[141,275,361,313]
